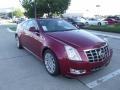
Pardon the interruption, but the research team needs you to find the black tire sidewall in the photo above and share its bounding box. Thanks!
[98,22,101,26]
[16,36,23,49]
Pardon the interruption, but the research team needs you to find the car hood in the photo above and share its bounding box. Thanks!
[46,30,106,50]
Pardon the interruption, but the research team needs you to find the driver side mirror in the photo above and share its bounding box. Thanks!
[29,27,36,32]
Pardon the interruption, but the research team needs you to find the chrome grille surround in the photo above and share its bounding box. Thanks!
[84,44,110,63]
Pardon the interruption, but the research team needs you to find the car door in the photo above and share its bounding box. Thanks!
[91,19,96,25]
[88,19,93,25]
[20,21,31,49]
[27,20,44,58]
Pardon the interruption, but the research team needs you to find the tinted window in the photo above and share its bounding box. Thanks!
[21,21,29,30]
[27,20,38,30]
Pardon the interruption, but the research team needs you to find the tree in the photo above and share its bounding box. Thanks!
[13,9,24,18]
[20,0,71,18]
[8,12,13,18]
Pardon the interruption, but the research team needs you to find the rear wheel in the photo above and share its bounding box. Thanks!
[43,50,60,76]
[98,22,101,26]
[16,36,23,49]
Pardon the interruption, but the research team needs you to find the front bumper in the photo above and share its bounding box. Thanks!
[60,49,113,78]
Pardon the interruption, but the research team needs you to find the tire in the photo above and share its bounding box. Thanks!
[75,24,79,28]
[98,22,101,26]
[15,36,23,49]
[43,50,60,76]
[85,22,89,25]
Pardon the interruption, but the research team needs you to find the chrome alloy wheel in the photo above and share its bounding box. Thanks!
[44,53,56,74]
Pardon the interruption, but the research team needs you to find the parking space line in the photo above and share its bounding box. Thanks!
[86,69,120,88]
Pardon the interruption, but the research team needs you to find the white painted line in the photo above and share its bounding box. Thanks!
[86,69,120,88]
[93,32,120,39]
[7,28,16,33]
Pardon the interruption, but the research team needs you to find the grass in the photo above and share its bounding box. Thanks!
[82,24,120,33]
[9,27,17,31]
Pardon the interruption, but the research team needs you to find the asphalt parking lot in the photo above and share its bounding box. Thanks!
[0,25,120,90]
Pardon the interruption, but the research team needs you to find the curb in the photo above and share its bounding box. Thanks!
[92,32,120,39]
[82,29,120,40]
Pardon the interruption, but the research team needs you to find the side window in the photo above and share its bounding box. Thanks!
[27,20,38,31]
[21,21,29,30]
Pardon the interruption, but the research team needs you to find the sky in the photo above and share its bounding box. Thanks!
[0,0,120,16]
[66,0,120,16]
[0,0,22,8]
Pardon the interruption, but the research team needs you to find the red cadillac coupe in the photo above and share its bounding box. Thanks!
[15,18,113,78]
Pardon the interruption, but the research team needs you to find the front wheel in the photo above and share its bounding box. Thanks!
[43,50,60,76]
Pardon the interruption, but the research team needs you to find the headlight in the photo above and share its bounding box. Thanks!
[65,45,82,61]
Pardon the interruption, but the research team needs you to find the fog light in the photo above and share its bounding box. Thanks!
[70,68,86,75]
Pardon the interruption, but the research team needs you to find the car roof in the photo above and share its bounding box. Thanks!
[28,18,62,21]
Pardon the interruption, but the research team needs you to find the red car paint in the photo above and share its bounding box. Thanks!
[16,19,113,78]
[104,18,117,25]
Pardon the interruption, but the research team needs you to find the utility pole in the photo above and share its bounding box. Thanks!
[96,5,101,16]
[34,0,37,19]
[11,7,15,19]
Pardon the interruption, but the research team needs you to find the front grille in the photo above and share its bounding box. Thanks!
[85,44,110,63]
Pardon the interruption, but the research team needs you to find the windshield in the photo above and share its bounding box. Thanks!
[38,19,77,32]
